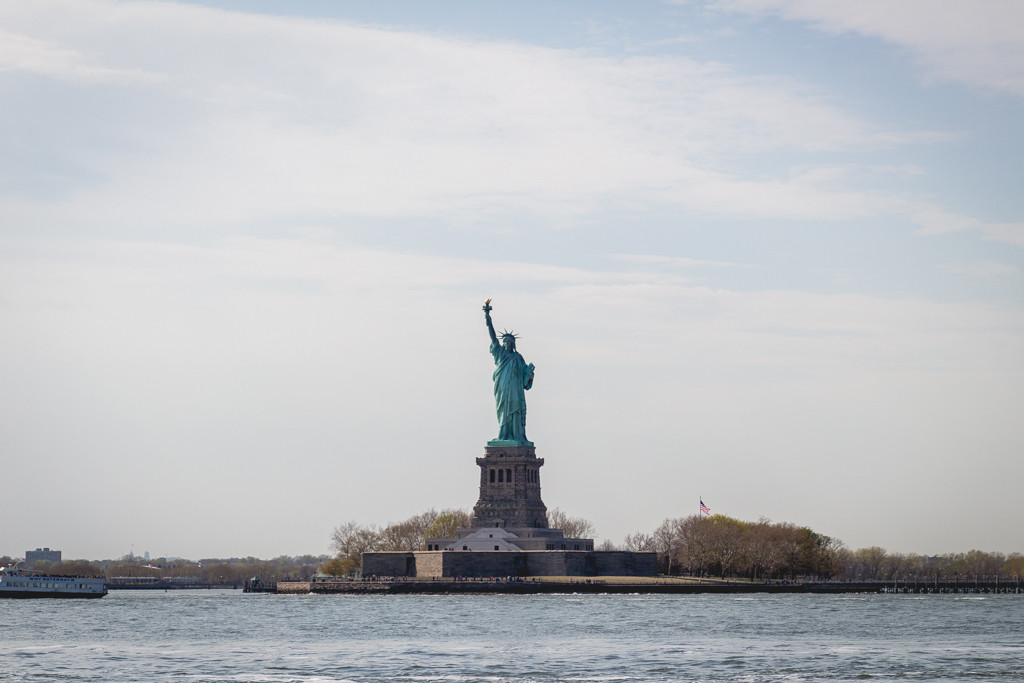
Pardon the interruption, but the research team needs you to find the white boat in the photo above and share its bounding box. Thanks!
[0,564,107,598]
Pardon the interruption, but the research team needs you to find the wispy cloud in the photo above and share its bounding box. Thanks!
[0,0,949,233]
[938,260,1018,279]
[700,0,1024,97]
[613,253,744,269]
[912,211,1024,247]
[0,28,164,85]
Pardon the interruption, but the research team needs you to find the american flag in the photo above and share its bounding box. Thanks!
[700,499,710,516]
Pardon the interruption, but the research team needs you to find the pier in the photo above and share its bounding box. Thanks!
[107,577,238,590]
[242,578,279,593]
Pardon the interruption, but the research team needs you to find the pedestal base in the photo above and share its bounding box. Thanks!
[471,444,547,529]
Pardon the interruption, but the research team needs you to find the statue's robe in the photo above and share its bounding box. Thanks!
[490,341,534,442]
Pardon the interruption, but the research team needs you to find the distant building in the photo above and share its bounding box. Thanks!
[25,547,61,565]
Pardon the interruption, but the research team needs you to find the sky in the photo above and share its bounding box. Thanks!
[1,0,1022,562]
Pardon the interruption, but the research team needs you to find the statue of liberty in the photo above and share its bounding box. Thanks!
[483,299,535,445]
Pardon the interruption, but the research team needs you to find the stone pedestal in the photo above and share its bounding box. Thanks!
[470,444,548,529]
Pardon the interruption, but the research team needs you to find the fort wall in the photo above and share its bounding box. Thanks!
[363,550,657,578]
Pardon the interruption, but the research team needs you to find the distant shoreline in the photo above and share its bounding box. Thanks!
[264,577,1022,596]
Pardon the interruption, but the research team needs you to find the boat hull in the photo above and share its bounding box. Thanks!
[0,569,107,598]
[0,589,107,599]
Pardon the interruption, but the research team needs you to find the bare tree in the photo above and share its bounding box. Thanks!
[1003,553,1024,579]
[653,517,689,575]
[677,515,714,576]
[624,531,656,552]
[546,508,596,539]
[707,516,745,577]
[329,521,382,567]
[744,520,785,580]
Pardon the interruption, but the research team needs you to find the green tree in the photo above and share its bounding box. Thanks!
[379,508,472,550]
[319,557,355,577]
[423,509,472,542]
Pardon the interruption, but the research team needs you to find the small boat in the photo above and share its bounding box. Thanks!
[0,563,107,598]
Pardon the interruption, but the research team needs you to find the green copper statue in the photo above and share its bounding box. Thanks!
[484,299,535,445]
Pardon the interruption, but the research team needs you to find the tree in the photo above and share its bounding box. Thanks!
[676,515,714,576]
[423,509,472,541]
[774,524,815,579]
[328,508,473,573]
[653,518,683,574]
[891,553,925,580]
[547,508,596,539]
[964,549,1005,577]
[744,520,785,580]
[378,518,425,551]
[804,531,844,579]
[623,532,656,552]
[319,557,354,577]
[377,508,473,551]
[1002,553,1024,579]
[851,546,889,580]
[48,560,104,577]
[329,521,383,568]
[707,515,746,578]
[652,515,717,576]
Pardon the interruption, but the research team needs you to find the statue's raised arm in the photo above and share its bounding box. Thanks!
[482,299,535,446]
[483,298,499,348]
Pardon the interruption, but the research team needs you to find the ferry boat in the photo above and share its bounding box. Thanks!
[0,564,107,598]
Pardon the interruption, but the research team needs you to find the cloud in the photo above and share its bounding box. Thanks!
[984,223,1024,247]
[912,211,1024,247]
[612,254,744,269]
[702,0,1024,97]
[0,0,945,233]
[938,260,1018,279]
[0,28,164,85]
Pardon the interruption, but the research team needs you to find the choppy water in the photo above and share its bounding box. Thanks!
[1,590,1021,682]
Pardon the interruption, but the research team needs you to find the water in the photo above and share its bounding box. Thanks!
[1,590,1021,681]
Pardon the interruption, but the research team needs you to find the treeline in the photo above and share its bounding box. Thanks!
[325,508,473,576]
[623,514,1024,581]
[2,555,329,584]
[631,514,844,580]
[324,507,595,576]
[322,509,1022,581]
[106,555,329,583]
[839,546,1024,582]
